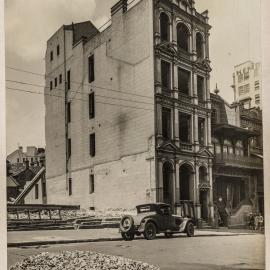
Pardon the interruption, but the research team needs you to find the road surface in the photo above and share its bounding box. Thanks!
[8,233,265,270]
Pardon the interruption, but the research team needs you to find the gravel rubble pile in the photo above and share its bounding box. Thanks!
[9,251,160,270]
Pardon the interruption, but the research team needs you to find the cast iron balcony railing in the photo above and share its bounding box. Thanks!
[214,153,263,169]
[180,142,193,151]
[178,92,192,103]
[161,87,172,97]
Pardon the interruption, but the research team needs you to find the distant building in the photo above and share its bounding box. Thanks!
[211,90,263,226]
[232,61,262,108]
[7,146,45,167]
[6,146,46,204]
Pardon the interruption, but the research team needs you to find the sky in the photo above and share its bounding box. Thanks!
[5,0,261,154]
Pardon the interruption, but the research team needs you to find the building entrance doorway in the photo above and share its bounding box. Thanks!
[200,190,208,220]
[179,164,193,201]
[163,162,174,206]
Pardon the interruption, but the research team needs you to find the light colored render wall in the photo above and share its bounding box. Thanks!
[46,0,156,210]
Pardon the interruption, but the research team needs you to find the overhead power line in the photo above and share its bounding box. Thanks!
[6,86,154,112]
[6,67,153,100]
[6,79,154,106]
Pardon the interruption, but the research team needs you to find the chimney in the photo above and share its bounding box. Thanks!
[111,0,128,16]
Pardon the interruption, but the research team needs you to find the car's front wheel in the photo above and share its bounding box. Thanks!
[143,222,157,240]
[186,222,195,237]
[121,232,135,241]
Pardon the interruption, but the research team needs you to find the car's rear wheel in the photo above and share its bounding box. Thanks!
[186,222,194,237]
[121,232,135,241]
[143,222,157,240]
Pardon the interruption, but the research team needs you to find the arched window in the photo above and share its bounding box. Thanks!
[196,33,204,59]
[160,13,170,42]
[177,23,189,51]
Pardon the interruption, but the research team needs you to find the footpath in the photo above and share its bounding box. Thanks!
[7,227,260,248]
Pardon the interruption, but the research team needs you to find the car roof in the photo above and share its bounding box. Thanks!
[136,203,170,208]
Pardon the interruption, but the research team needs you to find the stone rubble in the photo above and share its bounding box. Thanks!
[9,251,160,270]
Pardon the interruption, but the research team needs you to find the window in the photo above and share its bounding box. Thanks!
[238,73,243,83]
[55,77,57,87]
[255,81,260,91]
[197,75,204,101]
[239,84,250,95]
[35,184,39,199]
[59,74,62,84]
[50,51,53,61]
[162,107,171,139]
[67,102,71,123]
[17,158,20,163]
[67,70,71,90]
[90,133,96,157]
[88,55,95,83]
[160,13,170,42]
[23,158,25,162]
[31,158,33,163]
[161,60,171,89]
[177,23,189,52]
[179,113,191,143]
[178,68,190,95]
[89,93,95,119]
[211,109,217,124]
[68,138,71,158]
[198,118,205,145]
[42,182,47,197]
[68,178,72,196]
[57,45,60,56]
[89,174,95,194]
[244,72,249,80]
[50,81,53,90]
[255,94,260,105]
[196,33,204,58]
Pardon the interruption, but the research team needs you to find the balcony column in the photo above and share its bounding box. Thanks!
[205,32,210,60]
[192,69,198,105]
[191,25,197,61]
[194,163,201,219]
[156,103,163,143]
[193,111,199,151]
[206,75,211,109]
[175,162,180,202]
[155,57,162,95]
[154,8,161,45]
[172,15,177,49]
[207,113,212,148]
[157,159,164,202]
[208,163,214,223]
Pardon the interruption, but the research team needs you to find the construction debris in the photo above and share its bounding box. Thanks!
[9,251,160,270]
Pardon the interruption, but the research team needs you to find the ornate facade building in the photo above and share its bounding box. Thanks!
[45,0,264,227]
[153,0,214,223]
[211,91,263,227]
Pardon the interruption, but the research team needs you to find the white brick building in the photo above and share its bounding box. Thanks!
[45,0,214,223]
[232,61,262,108]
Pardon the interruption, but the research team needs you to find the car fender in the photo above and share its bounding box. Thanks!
[179,218,193,232]
[138,218,158,233]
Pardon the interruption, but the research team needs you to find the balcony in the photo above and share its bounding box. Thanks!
[214,153,263,170]
[178,92,192,104]
[180,142,193,151]
[161,87,172,98]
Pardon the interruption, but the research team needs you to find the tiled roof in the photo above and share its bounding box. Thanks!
[7,176,19,187]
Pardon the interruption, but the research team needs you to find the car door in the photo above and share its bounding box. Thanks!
[159,205,176,231]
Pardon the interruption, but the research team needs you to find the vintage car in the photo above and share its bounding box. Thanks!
[119,203,195,240]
